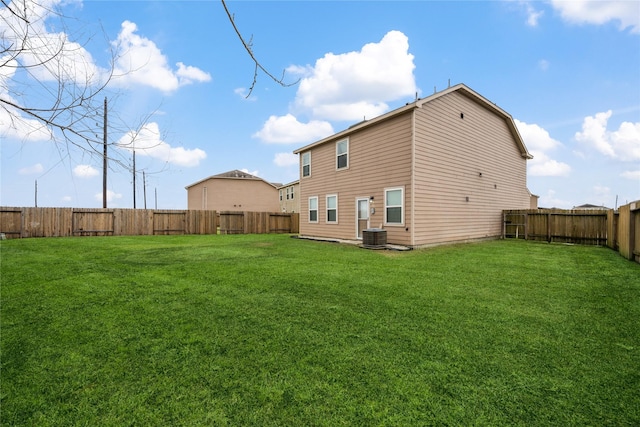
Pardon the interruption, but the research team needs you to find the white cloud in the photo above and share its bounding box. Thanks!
[538,59,550,71]
[18,163,44,175]
[117,122,207,167]
[291,30,417,122]
[523,2,544,27]
[529,158,571,177]
[0,1,105,87]
[515,119,571,176]
[112,21,211,93]
[95,189,122,203]
[621,170,640,180]
[0,57,54,142]
[274,152,298,167]
[255,31,416,146]
[73,164,99,178]
[539,189,572,209]
[253,114,334,144]
[550,0,640,33]
[575,111,640,161]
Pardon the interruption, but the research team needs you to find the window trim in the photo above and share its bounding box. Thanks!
[302,152,311,178]
[326,194,338,224]
[308,196,318,223]
[384,187,404,226]
[336,138,349,170]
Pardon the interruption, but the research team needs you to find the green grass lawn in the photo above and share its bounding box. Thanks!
[1,235,639,426]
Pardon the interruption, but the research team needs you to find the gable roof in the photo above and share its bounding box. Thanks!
[185,169,279,189]
[294,83,532,159]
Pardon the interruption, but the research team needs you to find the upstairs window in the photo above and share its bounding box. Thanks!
[279,189,283,201]
[385,187,404,225]
[336,139,348,169]
[309,196,318,223]
[302,152,311,177]
[326,195,338,223]
[290,186,295,199]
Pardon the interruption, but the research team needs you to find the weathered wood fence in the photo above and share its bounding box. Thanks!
[0,207,299,239]
[503,209,609,245]
[219,211,299,235]
[504,201,640,263]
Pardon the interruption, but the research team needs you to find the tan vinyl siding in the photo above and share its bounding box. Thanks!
[413,91,530,246]
[299,113,413,244]
[278,182,300,213]
[187,178,280,212]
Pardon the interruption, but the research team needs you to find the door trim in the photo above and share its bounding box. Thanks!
[356,197,370,240]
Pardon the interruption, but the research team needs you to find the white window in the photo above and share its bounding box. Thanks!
[302,152,311,177]
[309,196,318,223]
[326,194,338,223]
[336,139,348,169]
[286,187,291,200]
[279,189,283,201]
[385,187,404,225]
[290,186,295,199]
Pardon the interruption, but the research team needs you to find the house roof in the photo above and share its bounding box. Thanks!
[293,83,533,159]
[185,169,279,189]
[573,204,610,210]
[277,180,299,190]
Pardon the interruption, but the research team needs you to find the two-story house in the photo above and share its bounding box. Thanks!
[278,180,300,213]
[186,170,280,212]
[293,83,534,248]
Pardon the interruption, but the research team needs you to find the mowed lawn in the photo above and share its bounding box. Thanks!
[1,235,639,426]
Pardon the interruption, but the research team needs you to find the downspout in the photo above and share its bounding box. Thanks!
[410,107,416,247]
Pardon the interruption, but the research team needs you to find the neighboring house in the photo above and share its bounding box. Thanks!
[572,204,609,210]
[186,170,280,212]
[293,83,534,248]
[529,191,539,209]
[278,180,300,213]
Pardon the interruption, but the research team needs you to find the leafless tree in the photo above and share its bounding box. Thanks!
[221,0,299,98]
[0,0,120,160]
[1,0,298,159]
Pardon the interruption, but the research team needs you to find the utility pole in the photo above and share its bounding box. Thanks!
[132,149,136,209]
[143,171,147,209]
[155,188,158,210]
[35,180,38,207]
[103,97,108,208]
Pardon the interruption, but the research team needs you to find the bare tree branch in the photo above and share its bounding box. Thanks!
[221,0,299,98]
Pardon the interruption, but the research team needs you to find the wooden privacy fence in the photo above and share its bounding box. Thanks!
[0,207,299,239]
[503,201,640,264]
[0,207,218,238]
[219,211,299,235]
[503,209,609,245]
[614,201,640,263]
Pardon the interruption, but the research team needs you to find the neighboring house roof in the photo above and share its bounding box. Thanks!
[293,83,533,160]
[277,180,299,190]
[573,204,609,210]
[185,169,279,189]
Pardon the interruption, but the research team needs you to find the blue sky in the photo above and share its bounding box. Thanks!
[2,0,639,209]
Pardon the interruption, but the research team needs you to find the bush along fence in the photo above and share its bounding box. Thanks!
[0,207,299,239]
[503,200,640,263]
